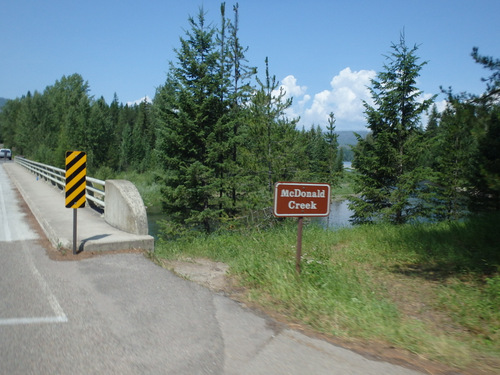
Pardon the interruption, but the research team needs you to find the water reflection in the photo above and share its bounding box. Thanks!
[147,212,166,240]
[318,200,353,229]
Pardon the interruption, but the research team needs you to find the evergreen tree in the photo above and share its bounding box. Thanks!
[325,112,342,186]
[425,104,440,136]
[420,104,441,171]
[0,75,92,167]
[130,99,154,171]
[475,108,500,211]
[154,8,227,233]
[335,147,344,174]
[0,98,21,149]
[350,35,435,224]
[206,2,236,216]
[468,48,500,211]
[471,47,500,103]
[49,74,91,167]
[301,125,329,182]
[87,97,112,170]
[118,103,138,171]
[430,49,500,215]
[225,2,257,212]
[246,57,299,194]
[431,94,478,219]
[13,91,35,156]
[106,93,122,170]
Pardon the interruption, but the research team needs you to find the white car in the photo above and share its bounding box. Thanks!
[0,148,12,160]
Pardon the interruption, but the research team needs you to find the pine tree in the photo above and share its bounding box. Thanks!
[154,8,228,233]
[0,98,21,149]
[467,48,500,211]
[130,99,154,171]
[14,91,36,157]
[225,2,257,212]
[87,97,112,170]
[431,49,500,215]
[350,34,435,224]
[325,112,341,186]
[420,104,441,171]
[471,47,500,103]
[245,57,299,194]
[300,125,330,182]
[475,108,500,210]
[50,74,91,167]
[426,104,440,136]
[431,95,477,219]
[118,103,137,171]
[106,93,122,170]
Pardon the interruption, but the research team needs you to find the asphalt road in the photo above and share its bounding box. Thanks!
[0,162,422,374]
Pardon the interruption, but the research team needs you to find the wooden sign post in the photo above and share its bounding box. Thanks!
[274,182,331,274]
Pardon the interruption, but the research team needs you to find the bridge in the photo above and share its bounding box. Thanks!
[3,157,154,252]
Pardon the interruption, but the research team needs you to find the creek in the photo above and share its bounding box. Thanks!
[317,199,353,229]
[147,200,353,239]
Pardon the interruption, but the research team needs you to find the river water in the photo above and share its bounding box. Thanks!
[317,200,353,229]
[147,200,353,239]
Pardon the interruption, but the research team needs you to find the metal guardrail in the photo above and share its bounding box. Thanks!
[15,156,106,209]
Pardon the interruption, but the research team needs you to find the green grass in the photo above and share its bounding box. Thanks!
[331,171,357,198]
[115,170,163,210]
[154,213,500,371]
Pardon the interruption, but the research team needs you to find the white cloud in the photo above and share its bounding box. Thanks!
[282,68,444,132]
[298,94,311,107]
[434,98,447,113]
[329,67,375,120]
[271,75,309,122]
[275,75,307,100]
[126,95,152,106]
[305,90,333,118]
[284,67,376,131]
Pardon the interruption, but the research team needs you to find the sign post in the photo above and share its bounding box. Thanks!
[296,216,304,274]
[274,182,330,274]
[65,151,87,254]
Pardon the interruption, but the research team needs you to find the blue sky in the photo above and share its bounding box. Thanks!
[1,0,499,131]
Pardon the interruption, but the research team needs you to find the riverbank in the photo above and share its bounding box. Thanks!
[153,213,500,374]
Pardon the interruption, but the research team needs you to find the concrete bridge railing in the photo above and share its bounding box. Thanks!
[15,157,148,236]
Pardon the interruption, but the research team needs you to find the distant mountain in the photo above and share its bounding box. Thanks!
[0,97,8,110]
[337,130,369,146]
[336,130,369,161]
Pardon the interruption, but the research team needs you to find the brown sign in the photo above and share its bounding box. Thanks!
[274,182,331,217]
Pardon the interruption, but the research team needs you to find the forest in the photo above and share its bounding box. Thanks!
[0,4,499,234]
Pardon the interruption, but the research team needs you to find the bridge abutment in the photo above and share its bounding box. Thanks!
[104,180,149,236]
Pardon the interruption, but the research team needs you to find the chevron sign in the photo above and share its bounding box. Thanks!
[65,151,87,209]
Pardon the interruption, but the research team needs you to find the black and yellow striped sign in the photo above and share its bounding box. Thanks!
[65,151,87,208]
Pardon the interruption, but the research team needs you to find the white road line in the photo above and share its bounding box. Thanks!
[0,316,67,326]
[21,240,68,324]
